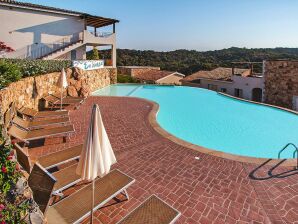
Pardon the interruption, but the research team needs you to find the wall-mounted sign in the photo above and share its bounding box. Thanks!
[73,60,104,70]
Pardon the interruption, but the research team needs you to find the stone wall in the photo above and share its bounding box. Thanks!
[0,67,116,120]
[264,60,298,109]
[118,66,160,77]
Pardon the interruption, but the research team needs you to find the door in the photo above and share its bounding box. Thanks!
[252,88,262,102]
[71,50,77,60]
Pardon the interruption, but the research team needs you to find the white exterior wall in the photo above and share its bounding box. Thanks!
[0,5,84,51]
[231,76,264,101]
[199,79,234,95]
[185,76,264,101]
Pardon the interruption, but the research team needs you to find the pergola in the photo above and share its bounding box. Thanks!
[83,14,119,33]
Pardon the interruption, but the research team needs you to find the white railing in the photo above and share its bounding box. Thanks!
[89,31,113,38]
[3,32,83,59]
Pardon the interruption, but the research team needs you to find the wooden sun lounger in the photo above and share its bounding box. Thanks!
[15,143,82,171]
[28,163,135,224]
[8,124,74,143]
[45,94,85,110]
[118,195,181,224]
[15,143,82,195]
[18,107,69,119]
[12,116,70,130]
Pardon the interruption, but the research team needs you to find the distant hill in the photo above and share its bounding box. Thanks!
[87,47,298,75]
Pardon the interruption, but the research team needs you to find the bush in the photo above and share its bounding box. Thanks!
[0,58,72,89]
[117,74,140,83]
[0,60,22,89]
[1,59,71,78]
[0,128,29,223]
[87,48,100,60]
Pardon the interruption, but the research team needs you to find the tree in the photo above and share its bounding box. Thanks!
[89,47,99,60]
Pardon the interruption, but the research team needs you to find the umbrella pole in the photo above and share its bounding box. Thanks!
[60,86,63,111]
[90,179,95,224]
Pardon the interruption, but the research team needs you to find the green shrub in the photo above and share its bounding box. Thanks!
[0,58,72,88]
[0,60,22,89]
[88,47,100,60]
[0,128,29,223]
[1,59,71,78]
[117,74,140,83]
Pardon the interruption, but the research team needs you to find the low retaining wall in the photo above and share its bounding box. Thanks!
[0,67,116,129]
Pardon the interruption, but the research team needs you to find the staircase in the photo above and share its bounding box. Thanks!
[41,40,83,60]
[2,32,83,60]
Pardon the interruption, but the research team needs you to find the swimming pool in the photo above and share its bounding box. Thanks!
[93,84,298,159]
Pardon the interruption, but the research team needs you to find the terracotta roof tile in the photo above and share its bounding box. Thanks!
[135,70,180,82]
[183,67,250,82]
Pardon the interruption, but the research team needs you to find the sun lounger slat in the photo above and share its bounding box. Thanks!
[19,107,69,119]
[13,116,69,129]
[38,144,82,169]
[8,124,74,141]
[26,125,74,140]
[52,164,81,192]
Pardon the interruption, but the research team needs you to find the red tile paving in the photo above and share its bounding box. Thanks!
[28,96,298,224]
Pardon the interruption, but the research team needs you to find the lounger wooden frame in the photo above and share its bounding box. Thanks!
[12,116,70,130]
[8,124,74,144]
[14,143,82,195]
[44,94,85,110]
[18,107,69,120]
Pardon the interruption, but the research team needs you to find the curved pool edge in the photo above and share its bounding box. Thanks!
[91,94,297,167]
[145,97,297,167]
[218,92,298,115]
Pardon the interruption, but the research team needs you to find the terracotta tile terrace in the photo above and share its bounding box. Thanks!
[28,96,298,224]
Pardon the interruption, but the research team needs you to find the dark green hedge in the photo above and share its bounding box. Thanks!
[117,74,140,83]
[0,58,71,89]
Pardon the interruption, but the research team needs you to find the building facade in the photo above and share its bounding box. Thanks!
[182,67,264,102]
[0,0,118,67]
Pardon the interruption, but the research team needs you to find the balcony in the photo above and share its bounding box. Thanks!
[83,30,116,46]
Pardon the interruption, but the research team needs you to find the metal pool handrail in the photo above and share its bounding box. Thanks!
[278,143,298,168]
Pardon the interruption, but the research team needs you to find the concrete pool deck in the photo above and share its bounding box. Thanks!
[28,96,298,224]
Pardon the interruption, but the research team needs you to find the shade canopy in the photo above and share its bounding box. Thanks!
[57,68,68,89]
[76,104,117,181]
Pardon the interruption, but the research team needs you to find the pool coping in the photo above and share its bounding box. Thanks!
[218,92,298,115]
[93,89,297,167]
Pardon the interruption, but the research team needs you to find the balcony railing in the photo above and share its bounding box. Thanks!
[89,31,114,38]
[3,32,83,59]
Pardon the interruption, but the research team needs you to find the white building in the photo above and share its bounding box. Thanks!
[0,0,118,67]
[182,67,264,102]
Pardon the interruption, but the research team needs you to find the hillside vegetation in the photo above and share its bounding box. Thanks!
[91,47,298,75]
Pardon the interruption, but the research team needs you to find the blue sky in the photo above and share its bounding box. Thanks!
[20,0,298,51]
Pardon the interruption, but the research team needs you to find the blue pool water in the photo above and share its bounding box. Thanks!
[93,84,298,159]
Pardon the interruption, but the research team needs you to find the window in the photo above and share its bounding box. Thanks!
[234,88,243,98]
[193,79,201,84]
[220,88,227,93]
[207,84,218,91]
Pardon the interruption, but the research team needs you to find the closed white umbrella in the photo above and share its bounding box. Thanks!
[57,68,68,110]
[76,104,117,223]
